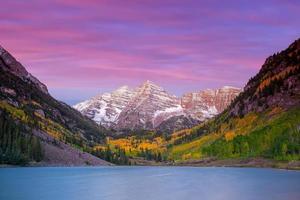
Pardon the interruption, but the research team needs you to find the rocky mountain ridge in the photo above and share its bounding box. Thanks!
[74,86,136,127]
[228,38,300,117]
[74,81,241,132]
[0,45,48,94]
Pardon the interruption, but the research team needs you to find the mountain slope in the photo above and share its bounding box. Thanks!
[0,45,111,166]
[74,86,136,127]
[116,80,181,130]
[181,86,241,121]
[74,82,241,132]
[167,39,300,165]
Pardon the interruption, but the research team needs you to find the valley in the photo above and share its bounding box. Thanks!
[0,38,299,169]
[1,1,300,200]
[86,38,300,169]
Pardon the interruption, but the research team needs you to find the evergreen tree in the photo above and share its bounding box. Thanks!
[0,111,43,165]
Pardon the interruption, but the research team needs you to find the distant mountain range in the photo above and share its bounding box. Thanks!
[74,81,241,133]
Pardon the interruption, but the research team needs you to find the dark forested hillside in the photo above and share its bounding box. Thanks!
[229,39,300,117]
[0,111,43,165]
[0,45,111,166]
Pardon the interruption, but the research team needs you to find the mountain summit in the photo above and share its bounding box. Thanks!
[116,81,180,130]
[74,85,136,127]
[74,82,241,132]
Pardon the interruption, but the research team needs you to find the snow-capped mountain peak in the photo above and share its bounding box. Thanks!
[73,85,135,127]
[115,81,181,130]
[113,85,131,94]
[74,81,241,132]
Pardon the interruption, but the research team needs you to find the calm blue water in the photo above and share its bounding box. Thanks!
[0,167,299,200]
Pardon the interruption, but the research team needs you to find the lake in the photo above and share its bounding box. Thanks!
[0,167,299,200]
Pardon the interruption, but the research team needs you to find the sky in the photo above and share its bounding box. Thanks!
[1,0,300,105]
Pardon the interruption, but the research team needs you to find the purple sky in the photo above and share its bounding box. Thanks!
[1,0,300,105]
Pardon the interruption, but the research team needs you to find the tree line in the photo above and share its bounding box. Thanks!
[92,146,131,165]
[0,111,43,165]
[137,148,165,162]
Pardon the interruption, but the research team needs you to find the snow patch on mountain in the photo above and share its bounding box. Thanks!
[154,105,184,118]
[201,106,218,118]
[73,86,135,127]
[74,81,241,131]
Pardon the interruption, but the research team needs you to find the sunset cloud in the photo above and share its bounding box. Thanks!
[1,0,299,104]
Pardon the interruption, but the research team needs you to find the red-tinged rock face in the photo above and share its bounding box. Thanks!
[181,87,241,112]
[115,80,181,130]
[74,80,241,132]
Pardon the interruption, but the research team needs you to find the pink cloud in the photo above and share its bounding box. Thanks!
[1,0,299,104]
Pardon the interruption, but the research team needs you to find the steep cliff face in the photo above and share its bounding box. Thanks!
[181,86,242,121]
[154,86,241,133]
[74,86,136,127]
[116,81,181,130]
[75,81,241,132]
